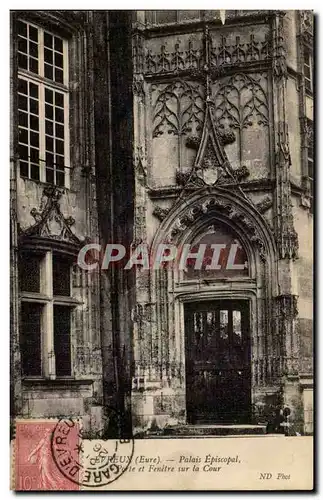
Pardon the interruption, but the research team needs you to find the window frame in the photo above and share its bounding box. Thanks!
[303,46,313,94]
[17,18,70,188]
[146,10,202,25]
[19,249,79,379]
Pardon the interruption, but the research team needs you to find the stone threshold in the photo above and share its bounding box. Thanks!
[160,424,268,437]
[141,434,285,439]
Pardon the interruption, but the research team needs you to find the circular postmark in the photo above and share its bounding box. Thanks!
[51,408,134,488]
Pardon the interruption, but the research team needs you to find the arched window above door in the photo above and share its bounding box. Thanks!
[183,223,249,280]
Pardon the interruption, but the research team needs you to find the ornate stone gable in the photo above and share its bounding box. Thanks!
[191,101,232,186]
[20,187,82,246]
[176,99,250,190]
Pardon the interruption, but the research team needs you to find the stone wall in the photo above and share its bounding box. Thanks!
[10,11,105,430]
[131,10,313,434]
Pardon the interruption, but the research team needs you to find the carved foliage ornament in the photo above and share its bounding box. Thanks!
[153,206,170,221]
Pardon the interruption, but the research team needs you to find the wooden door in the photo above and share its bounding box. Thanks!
[185,300,251,424]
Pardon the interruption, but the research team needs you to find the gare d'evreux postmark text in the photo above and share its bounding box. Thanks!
[51,414,134,488]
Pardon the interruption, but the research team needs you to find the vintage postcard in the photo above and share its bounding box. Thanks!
[10,9,314,491]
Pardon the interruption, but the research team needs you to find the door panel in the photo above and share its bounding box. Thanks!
[185,300,251,424]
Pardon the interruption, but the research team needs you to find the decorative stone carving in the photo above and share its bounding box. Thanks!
[235,165,250,181]
[275,121,299,260]
[218,128,236,145]
[272,12,287,79]
[276,294,299,377]
[133,30,145,74]
[209,33,271,68]
[277,294,298,319]
[134,303,155,324]
[146,38,203,75]
[185,38,203,69]
[214,73,269,130]
[213,72,269,163]
[185,135,200,149]
[152,80,204,137]
[134,151,147,185]
[166,193,267,261]
[175,171,191,186]
[144,28,271,76]
[299,11,314,45]
[22,186,81,245]
[179,101,251,189]
[153,206,170,221]
[133,75,145,99]
[256,196,273,214]
[281,229,299,260]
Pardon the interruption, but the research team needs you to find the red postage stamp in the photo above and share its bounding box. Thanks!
[14,419,80,491]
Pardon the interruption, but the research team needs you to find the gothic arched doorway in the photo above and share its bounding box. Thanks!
[148,187,278,429]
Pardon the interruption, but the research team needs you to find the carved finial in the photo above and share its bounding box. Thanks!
[43,186,63,203]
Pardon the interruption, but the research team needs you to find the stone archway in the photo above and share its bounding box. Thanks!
[151,186,281,425]
[131,186,283,430]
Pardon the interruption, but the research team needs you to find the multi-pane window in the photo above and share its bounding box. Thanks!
[304,48,313,92]
[146,10,200,24]
[17,19,69,187]
[19,250,75,378]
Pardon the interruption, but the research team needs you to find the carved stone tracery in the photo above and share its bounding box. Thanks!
[214,73,269,130]
[152,80,204,137]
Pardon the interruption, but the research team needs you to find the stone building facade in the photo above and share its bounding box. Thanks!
[10,10,134,433]
[10,10,313,436]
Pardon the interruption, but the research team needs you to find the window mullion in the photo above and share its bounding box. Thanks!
[39,83,46,183]
[64,91,70,188]
[38,28,45,182]
[63,38,70,188]
[41,251,55,379]
[39,28,44,78]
